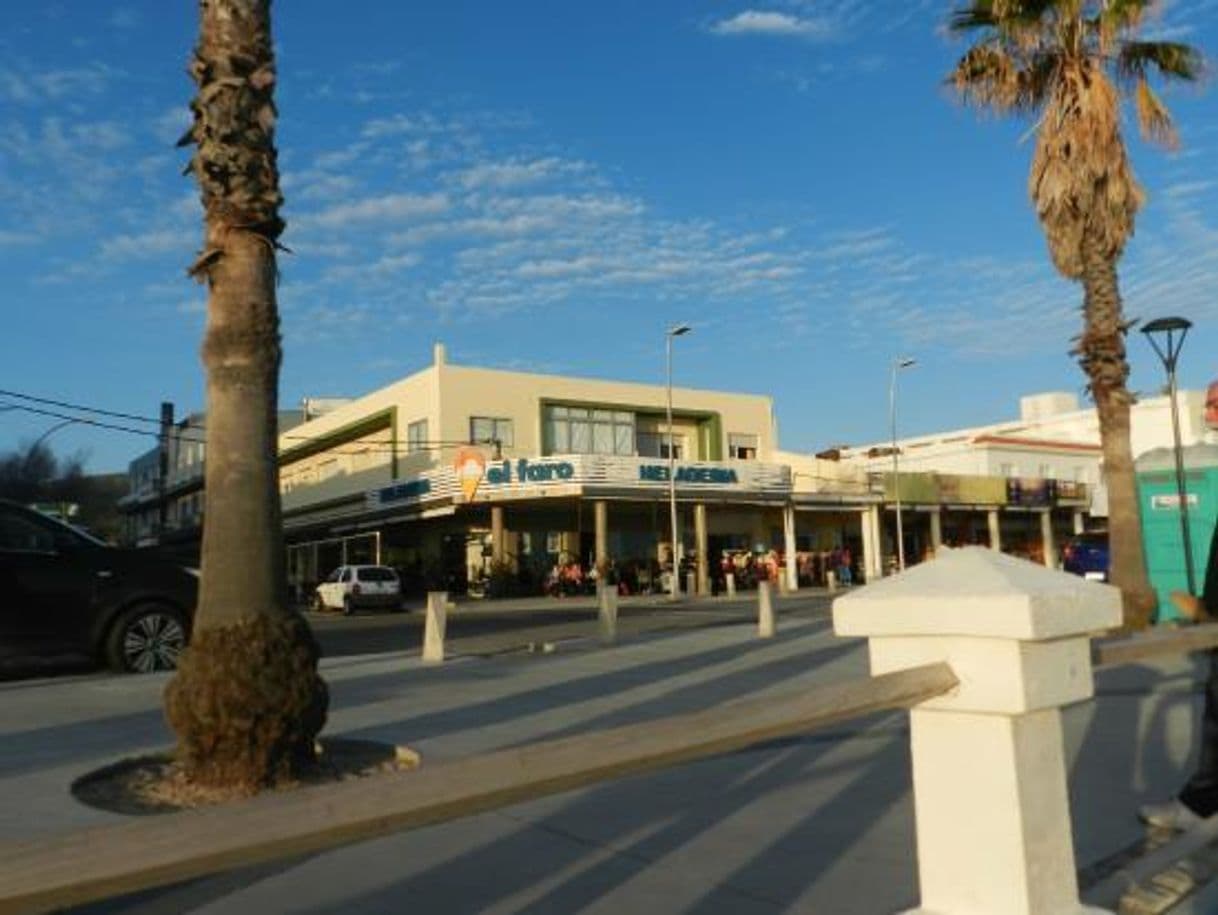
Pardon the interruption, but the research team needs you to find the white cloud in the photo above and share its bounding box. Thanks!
[100,229,185,260]
[455,157,588,190]
[323,252,421,282]
[0,62,119,103]
[709,10,837,40]
[299,192,450,229]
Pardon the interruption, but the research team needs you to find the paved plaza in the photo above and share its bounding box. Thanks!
[0,596,1212,913]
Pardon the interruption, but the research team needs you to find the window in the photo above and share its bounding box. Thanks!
[407,419,429,454]
[999,463,1016,477]
[1037,463,1052,479]
[729,433,759,460]
[637,431,685,459]
[0,512,56,553]
[356,567,398,582]
[543,406,635,456]
[470,416,514,449]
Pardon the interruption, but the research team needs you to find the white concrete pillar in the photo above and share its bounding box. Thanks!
[694,503,709,596]
[783,505,798,592]
[725,572,736,597]
[1073,509,1085,535]
[597,582,618,644]
[757,580,775,638]
[423,591,448,664]
[833,548,1120,915]
[490,505,505,565]
[929,508,942,556]
[872,505,885,579]
[1041,509,1057,570]
[594,500,608,571]
[686,571,697,598]
[858,508,874,584]
[987,508,1002,552]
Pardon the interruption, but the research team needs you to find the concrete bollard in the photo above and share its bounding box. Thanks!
[825,569,836,593]
[685,571,697,598]
[833,548,1120,915]
[725,572,736,597]
[597,582,618,644]
[423,591,448,664]
[757,580,775,638]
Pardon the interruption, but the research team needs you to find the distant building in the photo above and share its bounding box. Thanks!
[118,406,304,551]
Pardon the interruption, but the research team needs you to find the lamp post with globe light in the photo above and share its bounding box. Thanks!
[1142,316,1196,595]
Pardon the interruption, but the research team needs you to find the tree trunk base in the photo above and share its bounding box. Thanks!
[165,614,328,794]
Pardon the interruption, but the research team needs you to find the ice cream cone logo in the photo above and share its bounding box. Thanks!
[453,446,487,501]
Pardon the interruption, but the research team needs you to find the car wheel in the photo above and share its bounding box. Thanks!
[342,595,355,616]
[105,604,189,674]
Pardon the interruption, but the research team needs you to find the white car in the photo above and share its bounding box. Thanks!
[314,565,402,615]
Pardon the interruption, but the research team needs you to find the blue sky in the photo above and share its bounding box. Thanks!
[2,1,1216,472]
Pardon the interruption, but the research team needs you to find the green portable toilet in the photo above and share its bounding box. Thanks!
[1136,443,1218,623]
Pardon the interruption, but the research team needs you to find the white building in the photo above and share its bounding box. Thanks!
[837,389,1209,520]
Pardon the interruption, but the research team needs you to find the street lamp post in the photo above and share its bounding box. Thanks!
[29,418,81,451]
[890,357,917,572]
[1142,317,1196,595]
[666,324,691,600]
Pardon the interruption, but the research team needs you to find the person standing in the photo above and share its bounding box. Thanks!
[1139,380,1218,830]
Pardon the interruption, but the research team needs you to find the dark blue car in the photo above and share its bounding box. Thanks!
[1062,531,1109,582]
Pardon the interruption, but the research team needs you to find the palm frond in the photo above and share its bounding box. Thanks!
[1134,77,1178,147]
[1117,40,1205,82]
[949,1,997,34]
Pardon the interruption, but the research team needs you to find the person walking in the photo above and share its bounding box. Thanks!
[1139,380,1218,830]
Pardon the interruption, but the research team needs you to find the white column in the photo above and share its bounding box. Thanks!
[594,500,608,572]
[987,509,1002,552]
[834,548,1120,915]
[929,508,942,556]
[694,503,709,596]
[491,505,505,565]
[869,505,884,579]
[422,591,448,664]
[757,580,775,638]
[1041,509,1057,569]
[783,505,798,592]
[860,508,875,585]
[1073,509,1085,535]
[597,582,618,644]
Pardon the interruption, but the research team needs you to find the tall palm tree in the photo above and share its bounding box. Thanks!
[947,0,1203,628]
[165,0,327,792]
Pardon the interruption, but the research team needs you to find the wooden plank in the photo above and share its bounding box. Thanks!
[1092,623,1218,670]
[0,662,956,915]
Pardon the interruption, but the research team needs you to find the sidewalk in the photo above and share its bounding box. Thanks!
[0,614,1210,913]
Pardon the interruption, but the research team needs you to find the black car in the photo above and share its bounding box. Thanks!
[0,500,198,672]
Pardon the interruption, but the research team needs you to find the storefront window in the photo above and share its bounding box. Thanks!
[544,405,635,456]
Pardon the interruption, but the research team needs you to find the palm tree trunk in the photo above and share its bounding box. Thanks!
[1078,225,1156,628]
[164,0,327,793]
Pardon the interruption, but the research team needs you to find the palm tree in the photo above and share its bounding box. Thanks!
[164,0,327,792]
[947,0,1203,628]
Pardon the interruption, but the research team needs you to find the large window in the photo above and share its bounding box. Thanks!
[470,416,514,448]
[544,406,635,456]
[407,419,428,453]
[728,433,758,460]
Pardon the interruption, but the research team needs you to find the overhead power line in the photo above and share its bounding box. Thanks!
[0,390,500,459]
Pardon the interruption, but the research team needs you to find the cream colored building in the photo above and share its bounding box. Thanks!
[278,344,869,598]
